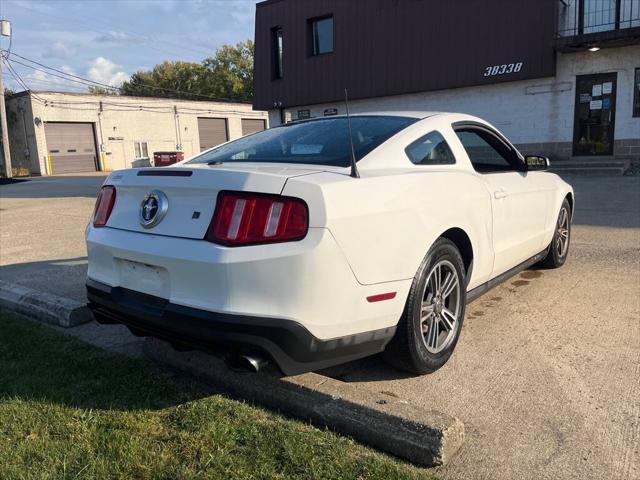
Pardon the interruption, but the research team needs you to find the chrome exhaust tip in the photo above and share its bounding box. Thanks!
[227,352,270,373]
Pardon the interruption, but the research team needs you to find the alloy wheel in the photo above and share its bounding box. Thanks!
[556,207,569,258]
[420,259,462,354]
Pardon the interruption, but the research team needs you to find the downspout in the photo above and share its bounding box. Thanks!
[174,105,182,151]
[97,101,106,171]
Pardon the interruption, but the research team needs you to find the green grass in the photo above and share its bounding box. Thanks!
[0,311,434,480]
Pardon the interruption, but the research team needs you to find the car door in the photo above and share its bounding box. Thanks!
[453,124,548,278]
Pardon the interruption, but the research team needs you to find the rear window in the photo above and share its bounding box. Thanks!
[187,116,417,167]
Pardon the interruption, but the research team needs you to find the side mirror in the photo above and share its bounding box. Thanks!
[525,155,550,171]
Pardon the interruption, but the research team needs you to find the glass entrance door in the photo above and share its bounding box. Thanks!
[573,72,617,156]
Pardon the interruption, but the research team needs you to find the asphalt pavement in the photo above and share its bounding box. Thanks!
[0,172,638,480]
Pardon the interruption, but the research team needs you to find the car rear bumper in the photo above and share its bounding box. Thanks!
[87,278,396,375]
[86,226,410,340]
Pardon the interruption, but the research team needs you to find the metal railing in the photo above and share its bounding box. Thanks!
[558,0,640,36]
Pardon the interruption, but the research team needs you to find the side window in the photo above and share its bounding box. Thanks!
[405,131,455,165]
[455,128,518,173]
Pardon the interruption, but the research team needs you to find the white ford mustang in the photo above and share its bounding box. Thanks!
[86,112,573,375]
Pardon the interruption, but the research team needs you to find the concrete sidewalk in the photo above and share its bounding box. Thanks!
[1,173,639,479]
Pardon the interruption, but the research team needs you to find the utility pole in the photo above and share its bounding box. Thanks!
[0,19,12,178]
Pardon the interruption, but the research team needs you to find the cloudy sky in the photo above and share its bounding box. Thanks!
[0,0,260,92]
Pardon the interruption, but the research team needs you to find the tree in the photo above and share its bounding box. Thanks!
[120,41,254,102]
[121,61,209,100]
[203,40,254,102]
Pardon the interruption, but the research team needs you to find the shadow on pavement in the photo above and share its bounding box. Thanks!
[0,175,107,199]
[320,354,414,382]
[0,257,89,303]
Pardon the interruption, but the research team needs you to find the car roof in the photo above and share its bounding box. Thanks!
[350,111,441,119]
[283,111,444,126]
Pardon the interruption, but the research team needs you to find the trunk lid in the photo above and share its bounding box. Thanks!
[103,164,324,239]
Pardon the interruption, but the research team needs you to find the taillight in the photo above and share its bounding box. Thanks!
[206,191,308,246]
[93,186,116,227]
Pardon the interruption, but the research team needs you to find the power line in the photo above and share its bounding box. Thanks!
[9,52,251,104]
[9,53,121,91]
[2,60,28,91]
[7,57,116,91]
[3,68,264,116]
[5,54,263,116]
[1,58,47,101]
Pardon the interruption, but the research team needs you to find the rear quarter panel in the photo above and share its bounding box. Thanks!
[283,169,494,290]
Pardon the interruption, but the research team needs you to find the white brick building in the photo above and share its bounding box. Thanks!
[5,91,268,176]
[254,0,640,168]
[269,46,640,164]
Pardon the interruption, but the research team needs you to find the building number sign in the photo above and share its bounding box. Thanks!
[483,62,523,77]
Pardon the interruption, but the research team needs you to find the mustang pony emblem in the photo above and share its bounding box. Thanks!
[139,190,168,228]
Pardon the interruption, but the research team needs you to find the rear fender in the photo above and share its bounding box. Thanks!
[283,170,493,290]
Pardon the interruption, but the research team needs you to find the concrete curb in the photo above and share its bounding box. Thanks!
[0,280,92,328]
[144,338,465,466]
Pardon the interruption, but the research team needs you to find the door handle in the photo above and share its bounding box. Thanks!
[493,189,508,199]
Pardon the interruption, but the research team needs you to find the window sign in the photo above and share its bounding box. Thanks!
[590,99,603,110]
[602,98,611,110]
[579,93,592,103]
[592,84,602,97]
[297,109,311,119]
[324,108,338,116]
[602,82,613,95]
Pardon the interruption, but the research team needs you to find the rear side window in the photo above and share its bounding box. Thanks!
[406,131,455,165]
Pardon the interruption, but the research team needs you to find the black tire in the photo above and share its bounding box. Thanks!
[540,198,571,269]
[384,238,466,375]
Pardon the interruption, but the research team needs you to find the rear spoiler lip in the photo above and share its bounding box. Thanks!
[137,170,193,177]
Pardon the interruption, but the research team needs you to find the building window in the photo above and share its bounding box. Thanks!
[634,68,640,117]
[272,27,283,79]
[134,141,149,159]
[310,16,333,56]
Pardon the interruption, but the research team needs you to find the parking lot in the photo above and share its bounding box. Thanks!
[0,173,638,480]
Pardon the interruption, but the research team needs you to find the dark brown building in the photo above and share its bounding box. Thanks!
[254,0,640,168]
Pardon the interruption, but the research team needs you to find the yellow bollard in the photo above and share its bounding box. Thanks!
[100,152,109,171]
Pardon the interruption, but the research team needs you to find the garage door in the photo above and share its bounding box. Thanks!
[241,119,266,136]
[44,123,98,174]
[198,118,228,151]
[44,122,96,175]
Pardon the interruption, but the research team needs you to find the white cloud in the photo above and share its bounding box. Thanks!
[18,65,85,92]
[87,57,129,87]
[94,31,132,43]
[42,40,72,60]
